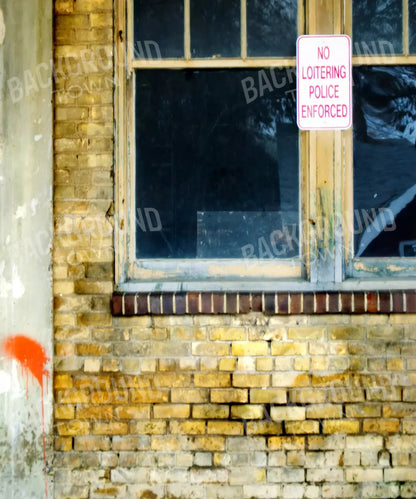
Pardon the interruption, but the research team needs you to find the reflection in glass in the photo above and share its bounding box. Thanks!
[353,66,416,257]
[410,0,416,54]
[353,0,402,55]
[134,0,184,58]
[135,69,299,259]
[247,0,297,57]
[191,0,240,58]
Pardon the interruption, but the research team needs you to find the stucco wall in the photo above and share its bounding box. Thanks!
[0,0,53,497]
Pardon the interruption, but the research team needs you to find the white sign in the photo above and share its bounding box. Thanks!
[296,35,352,130]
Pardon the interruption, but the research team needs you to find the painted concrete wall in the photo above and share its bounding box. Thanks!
[0,1,53,497]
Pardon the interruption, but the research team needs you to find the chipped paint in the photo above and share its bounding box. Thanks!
[0,371,11,393]
[0,8,5,45]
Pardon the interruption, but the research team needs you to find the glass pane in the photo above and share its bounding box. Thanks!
[353,66,416,257]
[247,0,297,57]
[190,0,240,58]
[135,69,299,259]
[134,0,184,59]
[352,0,403,56]
[410,0,416,54]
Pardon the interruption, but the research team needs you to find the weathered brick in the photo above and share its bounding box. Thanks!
[193,404,229,419]
[322,421,359,434]
[194,374,231,388]
[250,389,286,404]
[153,405,190,419]
[233,374,270,388]
[271,406,305,421]
[207,421,244,436]
[271,342,307,356]
[231,405,264,420]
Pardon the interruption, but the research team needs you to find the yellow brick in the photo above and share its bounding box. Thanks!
[74,0,113,11]
[250,389,286,404]
[153,405,190,419]
[192,342,229,356]
[131,421,166,435]
[153,373,192,388]
[232,342,268,356]
[56,342,75,356]
[285,421,320,434]
[55,437,73,452]
[188,436,225,451]
[363,419,399,434]
[210,328,246,341]
[268,436,305,450]
[74,436,111,451]
[54,281,75,295]
[114,406,150,420]
[289,389,326,404]
[169,421,206,435]
[256,358,273,371]
[271,406,305,421]
[130,390,169,404]
[194,374,231,388]
[55,405,75,420]
[322,420,359,434]
[74,281,113,294]
[246,421,283,435]
[93,422,128,435]
[102,359,119,372]
[311,357,329,371]
[272,373,309,387]
[150,436,182,451]
[231,405,264,420]
[210,389,248,404]
[54,374,74,389]
[56,389,89,404]
[76,406,113,422]
[171,389,209,404]
[91,390,128,404]
[57,421,90,436]
[76,343,111,356]
[55,0,74,14]
[233,374,270,388]
[77,313,112,326]
[219,358,236,371]
[345,404,381,418]
[403,420,416,434]
[387,358,404,370]
[288,327,325,340]
[294,357,310,371]
[193,404,229,419]
[207,421,244,435]
[306,404,343,419]
[329,327,363,340]
[271,341,307,355]
[312,374,349,387]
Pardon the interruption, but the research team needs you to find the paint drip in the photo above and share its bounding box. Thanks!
[3,334,50,498]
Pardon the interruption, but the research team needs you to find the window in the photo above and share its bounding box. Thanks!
[349,0,416,279]
[115,0,416,291]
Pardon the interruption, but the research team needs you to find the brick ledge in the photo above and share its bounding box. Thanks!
[111,291,416,315]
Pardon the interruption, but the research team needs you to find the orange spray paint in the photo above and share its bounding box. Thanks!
[3,334,50,498]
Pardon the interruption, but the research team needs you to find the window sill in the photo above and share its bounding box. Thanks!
[112,290,416,316]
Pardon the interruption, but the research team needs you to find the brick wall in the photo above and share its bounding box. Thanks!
[53,1,416,498]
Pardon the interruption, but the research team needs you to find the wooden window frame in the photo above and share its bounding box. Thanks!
[115,0,416,292]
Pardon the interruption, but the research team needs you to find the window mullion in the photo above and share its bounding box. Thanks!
[185,0,191,59]
[241,0,247,58]
[404,0,409,55]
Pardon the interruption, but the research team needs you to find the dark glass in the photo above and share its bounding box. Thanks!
[135,69,299,259]
[353,0,403,55]
[134,0,184,58]
[410,0,416,54]
[353,66,416,257]
[247,0,297,57]
[191,0,240,58]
